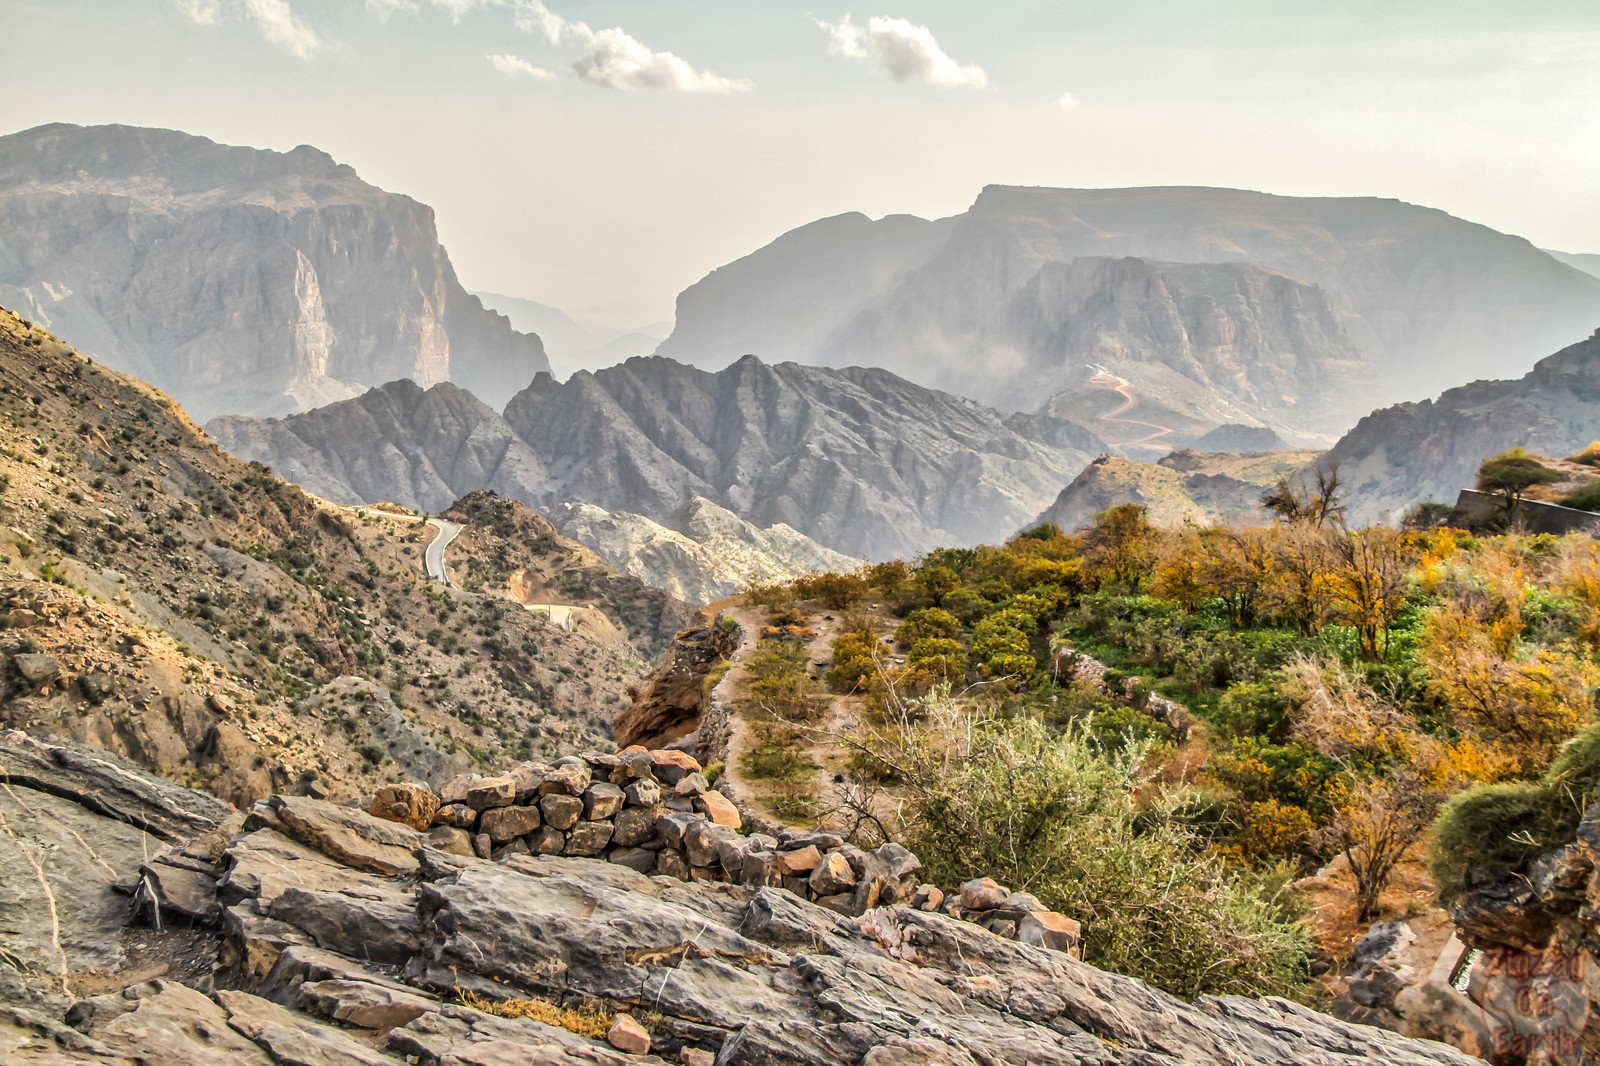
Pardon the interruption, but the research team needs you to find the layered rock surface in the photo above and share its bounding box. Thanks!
[209,355,1111,559]
[0,123,549,420]
[0,729,1482,1066]
[658,186,1600,429]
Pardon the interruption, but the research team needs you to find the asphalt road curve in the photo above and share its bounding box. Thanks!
[423,518,462,587]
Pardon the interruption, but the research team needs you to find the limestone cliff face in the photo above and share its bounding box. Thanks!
[209,354,1111,560]
[659,185,1600,432]
[0,123,548,420]
[1327,328,1600,524]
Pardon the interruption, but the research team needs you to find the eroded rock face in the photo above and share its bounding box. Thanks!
[0,122,549,420]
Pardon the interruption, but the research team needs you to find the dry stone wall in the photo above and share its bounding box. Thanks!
[369,745,1085,956]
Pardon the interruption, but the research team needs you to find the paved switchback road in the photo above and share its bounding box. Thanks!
[424,518,462,587]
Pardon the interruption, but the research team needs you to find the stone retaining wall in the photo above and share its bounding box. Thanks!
[369,745,1082,956]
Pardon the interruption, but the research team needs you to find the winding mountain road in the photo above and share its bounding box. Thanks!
[1086,371,1178,452]
[424,518,462,587]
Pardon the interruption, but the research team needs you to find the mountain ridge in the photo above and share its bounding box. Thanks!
[207,354,1112,560]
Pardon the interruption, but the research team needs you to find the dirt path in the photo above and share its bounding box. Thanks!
[713,605,885,829]
[1086,371,1178,452]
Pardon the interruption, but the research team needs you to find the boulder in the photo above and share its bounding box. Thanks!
[425,827,474,857]
[612,807,657,848]
[214,989,401,1066]
[809,852,857,896]
[432,803,477,828]
[540,793,584,830]
[439,774,480,806]
[698,790,741,829]
[1018,911,1081,954]
[565,820,614,857]
[464,775,516,811]
[540,764,592,797]
[608,847,657,874]
[649,750,702,786]
[13,653,60,686]
[624,779,662,808]
[480,805,542,843]
[368,784,440,831]
[674,772,711,797]
[583,782,626,821]
[267,795,423,878]
[776,846,821,876]
[959,877,1009,911]
[529,826,565,855]
[607,1012,651,1054]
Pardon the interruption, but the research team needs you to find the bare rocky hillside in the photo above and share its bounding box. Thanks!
[0,305,687,806]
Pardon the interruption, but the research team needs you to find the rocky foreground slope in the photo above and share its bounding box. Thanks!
[0,731,1480,1066]
[208,355,1112,560]
[659,186,1600,430]
[1326,328,1600,524]
[0,305,686,805]
[0,123,549,419]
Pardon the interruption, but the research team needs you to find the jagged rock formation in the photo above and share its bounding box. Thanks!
[552,498,859,604]
[0,730,1483,1066]
[1326,328,1600,524]
[0,123,549,420]
[659,186,1600,433]
[0,306,680,806]
[209,355,1112,560]
[1033,449,1322,533]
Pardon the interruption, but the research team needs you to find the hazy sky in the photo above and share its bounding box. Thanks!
[4,0,1598,325]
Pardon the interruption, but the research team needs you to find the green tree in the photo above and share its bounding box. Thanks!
[1477,449,1562,516]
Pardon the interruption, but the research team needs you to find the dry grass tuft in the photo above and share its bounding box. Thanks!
[456,991,613,1039]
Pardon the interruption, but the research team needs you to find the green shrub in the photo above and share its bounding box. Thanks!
[892,708,1313,999]
[1427,783,1551,905]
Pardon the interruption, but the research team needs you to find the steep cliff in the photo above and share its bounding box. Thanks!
[0,123,549,420]
[1326,328,1600,524]
[210,355,1112,560]
[659,185,1600,430]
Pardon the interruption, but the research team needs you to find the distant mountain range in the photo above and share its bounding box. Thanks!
[207,355,1110,560]
[473,291,669,379]
[658,187,1600,445]
[0,123,549,420]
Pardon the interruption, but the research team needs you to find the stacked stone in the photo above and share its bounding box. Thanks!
[367,749,1081,941]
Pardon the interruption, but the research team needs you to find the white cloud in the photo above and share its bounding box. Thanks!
[817,14,988,88]
[177,0,323,58]
[572,27,750,92]
[510,0,571,45]
[174,0,223,24]
[1057,91,1080,109]
[365,0,418,22]
[429,0,497,21]
[240,0,323,58]
[489,52,554,79]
